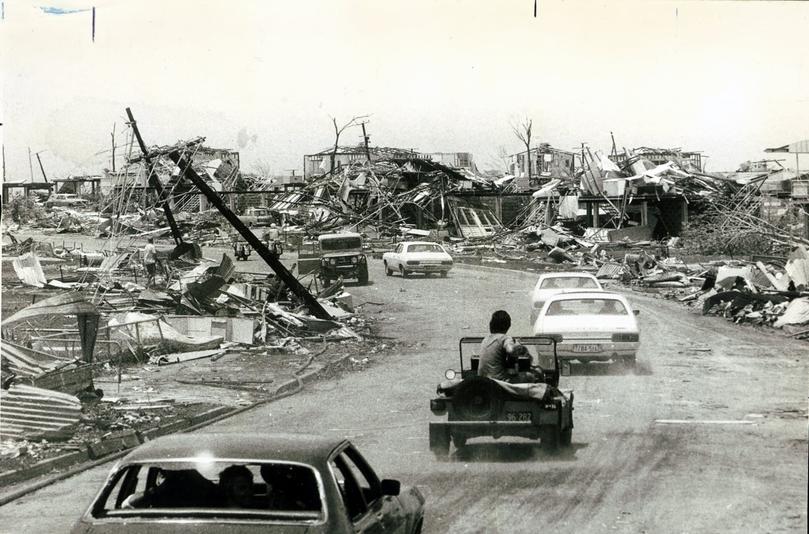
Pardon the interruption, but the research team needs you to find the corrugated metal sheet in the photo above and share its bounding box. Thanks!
[11,253,46,287]
[0,384,81,440]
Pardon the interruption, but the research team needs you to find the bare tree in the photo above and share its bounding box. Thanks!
[329,115,369,176]
[511,118,533,181]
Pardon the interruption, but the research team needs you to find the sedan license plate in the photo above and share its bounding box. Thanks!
[573,344,602,353]
[505,411,532,422]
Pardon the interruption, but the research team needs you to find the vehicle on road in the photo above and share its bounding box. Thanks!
[529,271,604,326]
[318,233,369,285]
[382,241,453,278]
[45,193,88,207]
[532,291,640,367]
[71,432,425,534]
[429,336,574,457]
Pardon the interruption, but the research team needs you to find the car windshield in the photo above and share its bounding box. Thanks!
[320,237,362,251]
[93,460,324,521]
[407,244,444,253]
[545,298,628,316]
[540,277,600,290]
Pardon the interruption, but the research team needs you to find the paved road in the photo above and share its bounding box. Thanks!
[2,260,807,533]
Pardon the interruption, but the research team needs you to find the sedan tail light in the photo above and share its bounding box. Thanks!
[612,333,639,342]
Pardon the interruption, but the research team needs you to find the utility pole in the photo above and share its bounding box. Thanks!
[125,107,184,247]
[111,123,116,173]
[34,151,48,183]
[28,147,34,182]
[360,121,371,163]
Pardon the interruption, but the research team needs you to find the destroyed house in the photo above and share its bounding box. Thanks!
[427,152,476,171]
[303,146,430,179]
[507,144,578,192]
[610,147,703,173]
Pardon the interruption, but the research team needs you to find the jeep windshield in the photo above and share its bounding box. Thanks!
[320,237,362,251]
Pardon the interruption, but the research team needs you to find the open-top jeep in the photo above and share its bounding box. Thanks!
[318,232,369,285]
[429,336,574,458]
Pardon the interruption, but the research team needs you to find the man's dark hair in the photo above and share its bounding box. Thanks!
[489,310,511,334]
[220,465,253,486]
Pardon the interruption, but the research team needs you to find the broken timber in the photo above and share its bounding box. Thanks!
[125,108,332,320]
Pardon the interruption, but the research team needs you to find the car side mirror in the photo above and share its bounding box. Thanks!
[380,479,401,496]
[633,310,640,316]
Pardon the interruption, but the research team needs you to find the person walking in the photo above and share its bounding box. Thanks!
[143,238,157,288]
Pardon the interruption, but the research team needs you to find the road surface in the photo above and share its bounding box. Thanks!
[1,260,807,533]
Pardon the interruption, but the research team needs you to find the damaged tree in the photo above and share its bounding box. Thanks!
[512,118,533,185]
[329,114,369,177]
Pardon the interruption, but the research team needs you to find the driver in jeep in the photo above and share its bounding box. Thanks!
[478,310,531,382]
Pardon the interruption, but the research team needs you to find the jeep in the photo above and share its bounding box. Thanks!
[318,232,369,285]
[429,336,574,458]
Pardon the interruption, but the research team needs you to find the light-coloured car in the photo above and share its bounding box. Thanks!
[529,272,604,326]
[383,241,453,278]
[532,292,640,367]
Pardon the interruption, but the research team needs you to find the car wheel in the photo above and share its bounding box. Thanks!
[357,264,369,285]
[429,425,450,460]
[622,355,637,369]
[440,271,448,278]
[400,266,408,278]
[384,261,392,276]
[560,427,572,447]
[541,425,560,450]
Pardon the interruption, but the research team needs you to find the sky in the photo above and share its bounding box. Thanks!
[2,0,808,182]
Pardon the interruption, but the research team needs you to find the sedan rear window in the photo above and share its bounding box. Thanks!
[540,277,600,290]
[93,460,323,521]
[545,299,628,316]
[407,244,444,253]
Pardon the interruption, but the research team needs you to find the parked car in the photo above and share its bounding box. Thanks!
[71,432,425,534]
[532,292,640,367]
[382,241,453,278]
[429,336,573,457]
[529,272,604,326]
[45,193,88,207]
[318,233,369,285]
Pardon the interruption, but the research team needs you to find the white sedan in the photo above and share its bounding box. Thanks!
[529,272,604,326]
[532,292,640,367]
[383,241,453,278]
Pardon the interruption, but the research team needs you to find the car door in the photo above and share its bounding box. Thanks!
[393,244,404,269]
[329,446,407,534]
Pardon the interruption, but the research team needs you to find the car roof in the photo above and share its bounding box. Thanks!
[538,271,598,279]
[121,433,346,464]
[546,291,627,302]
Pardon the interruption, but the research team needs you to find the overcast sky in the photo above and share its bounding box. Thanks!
[2,0,808,181]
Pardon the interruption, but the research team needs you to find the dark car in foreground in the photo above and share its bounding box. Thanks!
[429,336,574,457]
[71,432,424,534]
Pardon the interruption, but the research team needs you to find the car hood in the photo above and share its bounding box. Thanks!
[535,314,638,334]
[321,250,362,258]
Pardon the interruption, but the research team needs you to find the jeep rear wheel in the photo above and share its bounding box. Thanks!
[429,425,450,460]
[384,261,392,276]
[541,425,561,450]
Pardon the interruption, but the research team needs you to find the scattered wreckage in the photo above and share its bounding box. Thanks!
[429,336,574,458]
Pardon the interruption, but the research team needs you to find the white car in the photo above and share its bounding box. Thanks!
[532,291,640,367]
[529,272,604,325]
[382,241,453,278]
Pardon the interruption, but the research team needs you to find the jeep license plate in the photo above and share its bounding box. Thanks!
[505,411,532,422]
[573,344,601,353]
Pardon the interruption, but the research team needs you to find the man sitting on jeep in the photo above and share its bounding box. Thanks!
[477,310,529,382]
